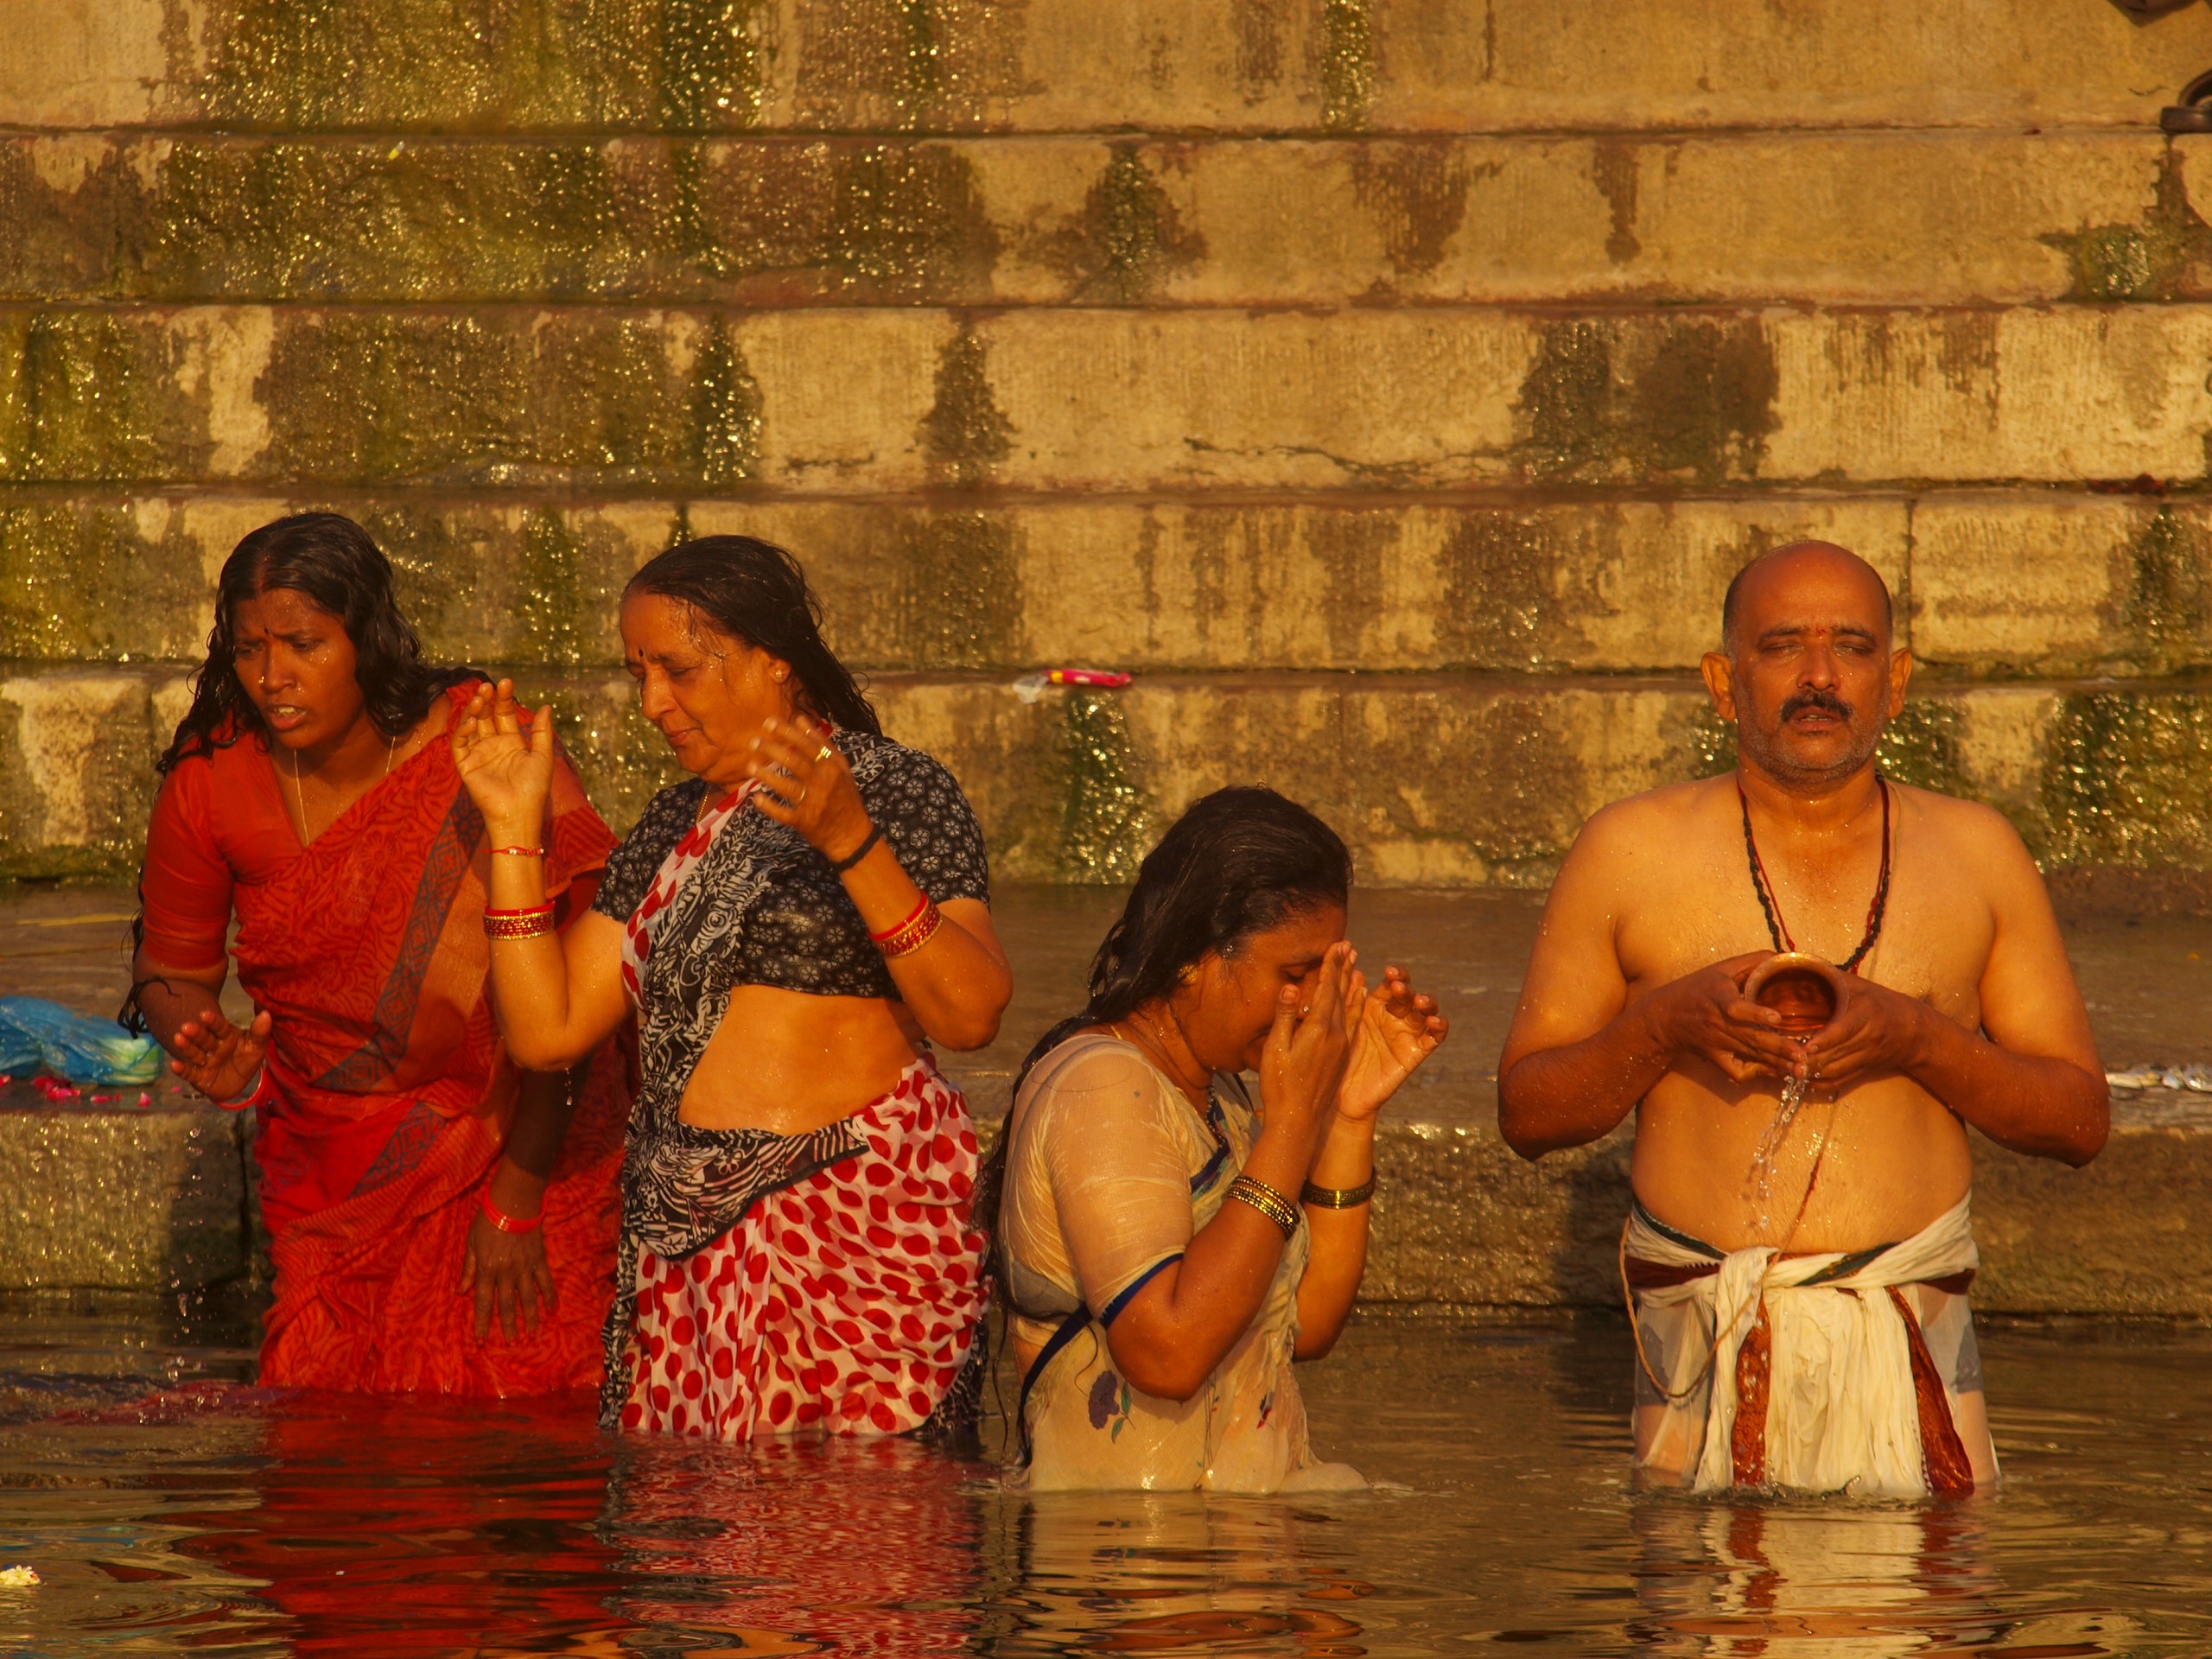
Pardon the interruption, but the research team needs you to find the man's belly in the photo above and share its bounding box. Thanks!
[1630,1069,1974,1254]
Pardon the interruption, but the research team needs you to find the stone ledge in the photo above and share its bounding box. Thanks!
[7,306,2212,494]
[4,0,2207,134]
[0,1102,248,1292]
[24,490,2212,683]
[0,130,2169,309]
[10,665,2212,883]
[4,1097,2199,1315]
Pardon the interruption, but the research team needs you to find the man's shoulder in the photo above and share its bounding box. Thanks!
[1573,775,1733,857]
[1891,780,2029,859]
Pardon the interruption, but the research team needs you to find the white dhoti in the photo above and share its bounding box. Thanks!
[1624,1194,1992,1497]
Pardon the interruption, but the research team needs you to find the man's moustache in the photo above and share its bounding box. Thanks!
[1779,692,1853,721]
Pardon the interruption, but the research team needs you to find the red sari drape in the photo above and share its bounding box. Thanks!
[140,689,631,1395]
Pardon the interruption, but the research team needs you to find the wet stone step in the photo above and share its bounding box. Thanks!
[4,306,2210,493]
[11,491,2212,683]
[2,883,2207,1313]
[7,0,2204,135]
[0,131,2171,308]
[9,665,2212,889]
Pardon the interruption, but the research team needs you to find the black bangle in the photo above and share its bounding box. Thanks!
[1301,1176,1375,1209]
[827,824,883,875]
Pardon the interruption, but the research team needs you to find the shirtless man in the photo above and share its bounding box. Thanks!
[1497,541,2108,1497]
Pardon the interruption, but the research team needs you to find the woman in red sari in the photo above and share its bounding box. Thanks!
[129,512,629,1395]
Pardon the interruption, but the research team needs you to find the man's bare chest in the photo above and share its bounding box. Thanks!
[1615,849,1994,1021]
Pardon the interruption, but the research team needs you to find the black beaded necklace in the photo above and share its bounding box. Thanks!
[1737,774,1893,975]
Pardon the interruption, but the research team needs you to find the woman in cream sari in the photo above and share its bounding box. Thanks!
[994,788,1447,1491]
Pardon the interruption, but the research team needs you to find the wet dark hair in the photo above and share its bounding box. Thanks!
[157,512,480,773]
[974,787,1352,1245]
[625,536,880,736]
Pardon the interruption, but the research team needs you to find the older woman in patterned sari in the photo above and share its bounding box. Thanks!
[451,535,1012,1440]
[130,513,629,1393]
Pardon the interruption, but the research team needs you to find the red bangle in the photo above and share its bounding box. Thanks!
[480,1188,543,1234]
[868,895,930,944]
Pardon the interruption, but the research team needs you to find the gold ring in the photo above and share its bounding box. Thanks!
[814,744,834,762]
[798,785,810,803]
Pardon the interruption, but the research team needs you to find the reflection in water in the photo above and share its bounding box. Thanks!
[1,1311,2209,1656]
[602,1433,987,1654]
[986,1495,1366,1657]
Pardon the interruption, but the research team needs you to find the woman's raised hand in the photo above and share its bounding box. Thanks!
[169,1004,272,1103]
[746,715,874,863]
[1337,966,1448,1122]
[450,679,555,843]
[1259,941,1357,1152]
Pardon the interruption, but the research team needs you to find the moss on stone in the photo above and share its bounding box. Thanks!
[691,319,761,486]
[658,0,767,130]
[2041,149,2212,303]
[1437,514,1553,669]
[2117,505,2212,674]
[1051,690,1149,882]
[1874,696,1964,794]
[2036,690,2212,868]
[0,505,209,661]
[1043,145,1205,305]
[1318,0,1374,132]
[897,512,1023,668]
[196,0,766,131]
[0,313,175,483]
[918,323,1013,488]
[1514,318,1779,486]
[1351,143,1479,279]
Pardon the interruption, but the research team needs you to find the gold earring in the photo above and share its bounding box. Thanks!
[1177,963,1198,985]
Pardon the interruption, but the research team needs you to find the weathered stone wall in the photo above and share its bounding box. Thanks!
[10,1,2212,878]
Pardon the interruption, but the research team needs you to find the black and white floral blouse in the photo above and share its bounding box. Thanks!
[592,726,990,1126]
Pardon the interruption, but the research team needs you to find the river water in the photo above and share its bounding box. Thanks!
[3,1302,2207,1656]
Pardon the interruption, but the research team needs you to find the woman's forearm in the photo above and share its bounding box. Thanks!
[1102,1119,1329,1401]
[1293,1115,1376,1358]
[491,1063,585,1214]
[129,950,227,1053]
[836,842,1009,1050]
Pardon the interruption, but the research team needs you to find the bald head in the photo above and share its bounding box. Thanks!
[1721,541,1893,653]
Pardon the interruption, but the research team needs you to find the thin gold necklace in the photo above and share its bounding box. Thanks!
[1112,1007,1209,1109]
[293,731,397,842]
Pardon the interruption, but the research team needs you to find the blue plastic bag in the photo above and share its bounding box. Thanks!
[0,997,162,1087]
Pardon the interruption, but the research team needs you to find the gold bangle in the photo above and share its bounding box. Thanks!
[1301,1176,1376,1209]
[877,899,943,959]
[1226,1173,1300,1239]
[483,906,556,940]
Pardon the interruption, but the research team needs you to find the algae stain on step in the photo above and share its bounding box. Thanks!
[2116,505,2212,674]
[1589,139,1642,266]
[898,512,1022,669]
[1053,690,1149,881]
[2037,691,2212,869]
[1514,319,1778,486]
[918,323,1013,488]
[1437,515,1553,669]
[691,318,761,486]
[1319,0,1374,131]
[1352,144,1480,280]
[820,145,999,297]
[1046,145,1205,304]
[2042,150,2212,303]
[1232,0,1286,99]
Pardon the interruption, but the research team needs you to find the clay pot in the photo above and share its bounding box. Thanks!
[1742,952,1847,1036]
